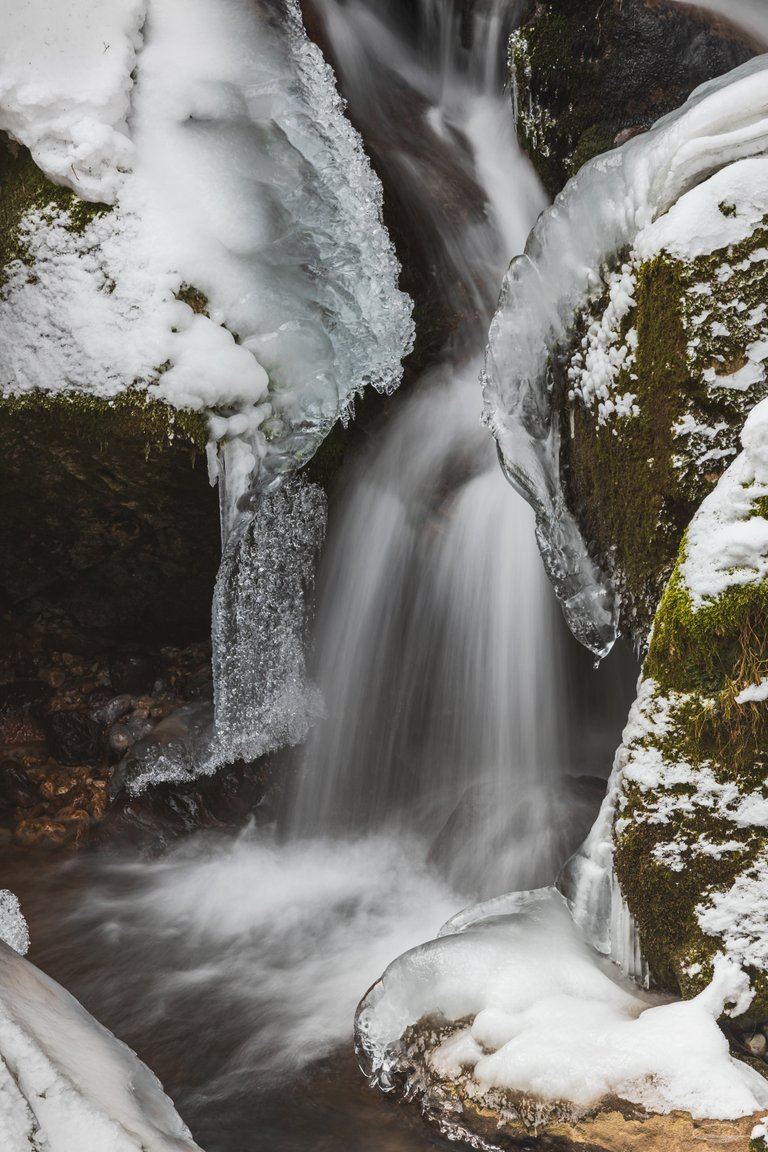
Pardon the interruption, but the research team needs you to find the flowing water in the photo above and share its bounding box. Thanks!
[9,2,638,1148]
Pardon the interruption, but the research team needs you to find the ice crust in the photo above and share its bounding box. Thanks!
[0,894,29,958]
[356,888,768,1126]
[0,0,413,498]
[482,55,768,655]
[0,940,201,1151]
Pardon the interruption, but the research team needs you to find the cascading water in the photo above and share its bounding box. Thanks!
[285,0,628,899]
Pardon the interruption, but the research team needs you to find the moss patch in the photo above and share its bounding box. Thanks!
[615,516,768,1009]
[562,223,768,643]
[0,135,109,285]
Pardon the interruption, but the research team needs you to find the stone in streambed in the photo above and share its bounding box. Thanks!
[43,709,102,764]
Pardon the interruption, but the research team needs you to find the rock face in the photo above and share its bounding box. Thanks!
[510,0,761,199]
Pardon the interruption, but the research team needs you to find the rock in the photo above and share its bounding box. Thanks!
[0,679,51,743]
[0,760,39,809]
[90,693,133,726]
[745,1033,767,1057]
[107,723,134,757]
[510,0,761,198]
[14,817,73,848]
[43,710,102,765]
[108,649,157,696]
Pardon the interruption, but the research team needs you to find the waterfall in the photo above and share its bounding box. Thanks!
[284,0,622,900]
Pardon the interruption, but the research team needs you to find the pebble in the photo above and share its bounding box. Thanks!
[108,724,134,755]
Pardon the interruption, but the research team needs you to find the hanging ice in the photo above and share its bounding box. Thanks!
[482,55,768,656]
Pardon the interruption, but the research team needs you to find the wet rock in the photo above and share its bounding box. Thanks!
[0,679,51,744]
[43,710,102,765]
[108,723,134,757]
[0,760,39,809]
[108,649,158,696]
[37,667,65,688]
[91,693,133,726]
[14,817,73,848]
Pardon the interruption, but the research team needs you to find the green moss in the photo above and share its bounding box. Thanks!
[615,502,768,1008]
[0,135,109,286]
[564,255,698,635]
[0,388,209,457]
[563,217,768,642]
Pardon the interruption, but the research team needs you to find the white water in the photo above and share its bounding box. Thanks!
[283,0,620,900]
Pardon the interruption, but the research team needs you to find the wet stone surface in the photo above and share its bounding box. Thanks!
[0,610,267,850]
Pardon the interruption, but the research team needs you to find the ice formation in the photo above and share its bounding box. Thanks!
[482,55,768,655]
[356,888,768,1137]
[0,939,202,1151]
[0,893,29,958]
[0,0,413,501]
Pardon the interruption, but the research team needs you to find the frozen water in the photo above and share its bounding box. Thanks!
[0,939,201,1151]
[356,887,768,1125]
[0,893,29,957]
[483,55,768,656]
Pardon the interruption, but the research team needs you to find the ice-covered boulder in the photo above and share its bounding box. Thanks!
[484,55,768,653]
[0,935,202,1151]
[355,888,768,1149]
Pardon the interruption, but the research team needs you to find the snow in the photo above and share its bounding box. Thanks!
[697,857,768,974]
[0,939,202,1151]
[0,0,144,201]
[635,157,768,263]
[0,894,29,957]
[736,677,768,703]
[0,0,413,510]
[357,888,768,1122]
[682,397,768,604]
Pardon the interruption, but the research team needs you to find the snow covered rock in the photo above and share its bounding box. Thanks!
[484,55,768,652]
[0,0,412,502]
[355,888,768,1149]
[0,937,202,1151]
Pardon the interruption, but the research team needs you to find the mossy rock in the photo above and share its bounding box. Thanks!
[613,523,768,1012]
[0,134,109,285]
[510,0,758,198]
[560,221,768,644]
[0,390,218,645]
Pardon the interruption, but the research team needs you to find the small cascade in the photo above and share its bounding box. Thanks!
[284,0,627,900]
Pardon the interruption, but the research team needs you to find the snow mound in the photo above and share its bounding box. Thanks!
[0,939,201,1151]
[356,888,768,1132]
